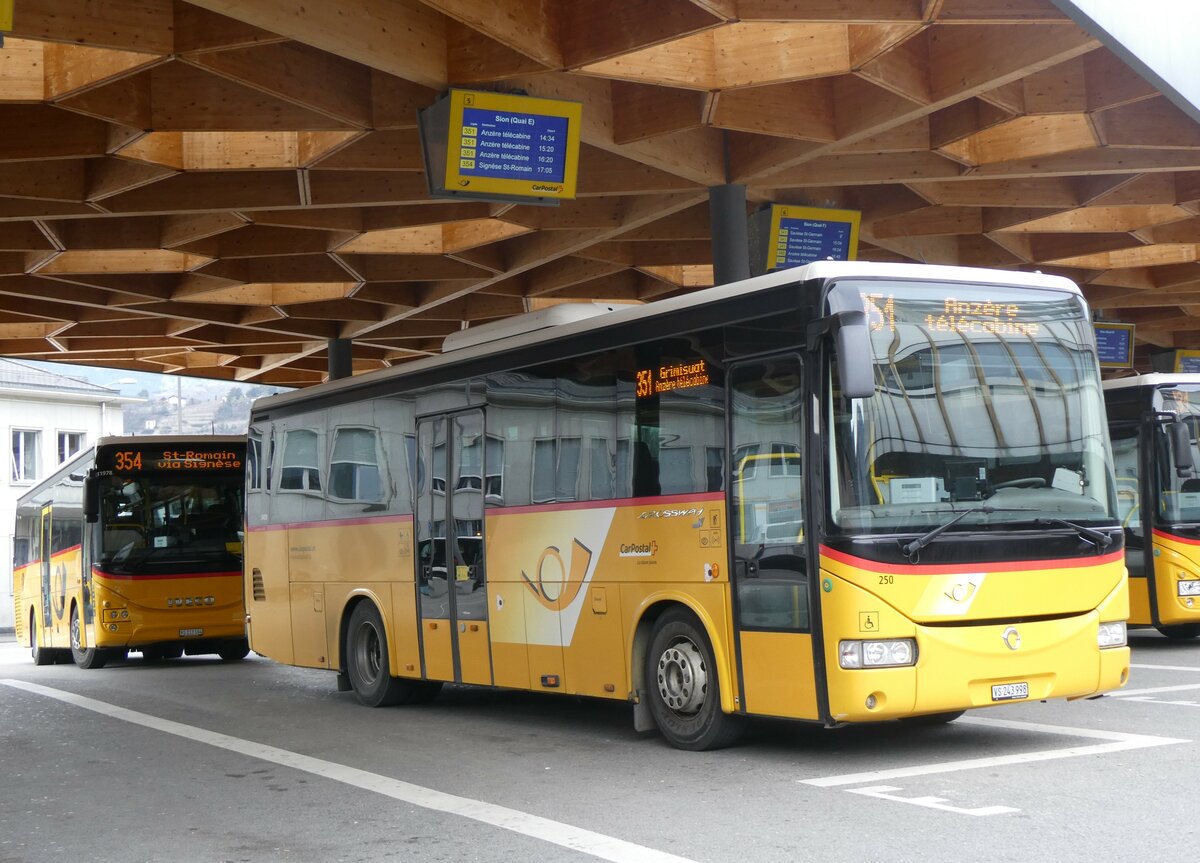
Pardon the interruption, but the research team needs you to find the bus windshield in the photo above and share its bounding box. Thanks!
[97,474,244,574]
[829,280,1117,535]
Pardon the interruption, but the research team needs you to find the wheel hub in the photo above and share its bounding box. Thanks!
[656,639,708,715]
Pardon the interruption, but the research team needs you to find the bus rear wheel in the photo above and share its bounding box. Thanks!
[69,606,109,670]
[645,609,743,751]
[346,603,408,707]
[1156,623,1200,640]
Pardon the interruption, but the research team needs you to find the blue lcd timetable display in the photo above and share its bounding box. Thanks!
[765,205,861,271]
[419,89,582,205]
[459,107,569,183]
[1094,322,1135,368]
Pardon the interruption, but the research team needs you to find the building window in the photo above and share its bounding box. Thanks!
[12,429,40,483]
[58,431,85,464]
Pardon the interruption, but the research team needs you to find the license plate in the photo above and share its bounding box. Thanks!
[991,682,1028,702]
[1179,580,1200,597]
[179,628,203,637]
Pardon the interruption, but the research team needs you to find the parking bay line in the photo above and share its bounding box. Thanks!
[0,679,698,863]
[1108,683,1200,698]
[801,715,1188,788]
[1130,663,1200,672]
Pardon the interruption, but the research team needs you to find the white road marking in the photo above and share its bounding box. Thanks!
[1108,683,1200,697]
[1120,697,1199,708]
[1130,663,1200,672]
[846,785,1019,817]
[802,715,1187,788]
[0,679,697,863]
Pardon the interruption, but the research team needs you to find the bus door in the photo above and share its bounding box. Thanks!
[39,504,55,637]
[728,356,819,720]
[415,410,492,686]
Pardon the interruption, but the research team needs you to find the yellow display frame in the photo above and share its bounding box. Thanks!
[443,89,582,201]
[766,205,861,270]
[1174,349,1200,373]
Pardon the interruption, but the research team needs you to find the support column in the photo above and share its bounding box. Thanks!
[709,184,750,287]
[327,338,353,380]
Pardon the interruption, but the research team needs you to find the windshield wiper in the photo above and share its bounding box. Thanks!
[901,506,997,560]
[1035,517,1114,554]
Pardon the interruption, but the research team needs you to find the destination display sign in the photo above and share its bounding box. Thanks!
[420,89,582,205]
[97,445,245,473]
[864,293,1043,337]
[1094,322,1135,368]
[766,205,860,270]
[636,359,711,398]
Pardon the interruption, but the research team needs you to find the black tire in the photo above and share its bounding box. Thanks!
[645,608,743,751]
[345,602,408,707]
[69,606,109,670]
[900,710,966,726]
[30,611,56,667]
[142,646,165,664]
[218,639,251,662]
[1156,623,1200,640]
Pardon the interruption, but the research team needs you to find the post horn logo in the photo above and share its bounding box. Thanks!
[520,539,593,612]
[1001,626,1021,651]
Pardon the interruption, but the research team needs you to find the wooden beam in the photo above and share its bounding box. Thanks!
[612,82,706,144]
[11,0,174,53]
[420,0,562,67]
[182,0,448,88]
[183,42,373,128]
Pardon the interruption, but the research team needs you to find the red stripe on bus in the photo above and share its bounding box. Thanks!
[819,544,1124,575]
[1153,528,1200,546]
[92,569,241,581]
[246,512,414,533]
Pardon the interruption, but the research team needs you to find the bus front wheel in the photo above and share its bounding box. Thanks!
[645,609,743,751]
[1156,623,1200,640]
[70,607,109,670]
[218,639,251,661]
[30,612,58,666]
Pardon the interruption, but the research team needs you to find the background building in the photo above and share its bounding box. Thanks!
[0,359,139,633]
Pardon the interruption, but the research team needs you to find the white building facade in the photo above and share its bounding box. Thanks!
[0,359,137,633]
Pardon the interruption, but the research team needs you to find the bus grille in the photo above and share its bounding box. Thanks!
[251,569,266,602]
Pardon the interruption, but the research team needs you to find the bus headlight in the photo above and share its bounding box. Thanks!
[839,639,916,669]
[1098,621,1127,648]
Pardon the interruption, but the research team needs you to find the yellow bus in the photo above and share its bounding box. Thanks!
[13,435,249,668]
[244,261,1129,749]
[1105,374,1200,639]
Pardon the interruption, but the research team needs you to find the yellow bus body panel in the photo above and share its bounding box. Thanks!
[1143,531,1200,627]
[90,571,244,648]
[820,551,1129,722]
[12,561,38,648]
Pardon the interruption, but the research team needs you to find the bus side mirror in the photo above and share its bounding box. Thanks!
[1169,420,1194,477]
[84,472,99,523]
[808,310,874,399]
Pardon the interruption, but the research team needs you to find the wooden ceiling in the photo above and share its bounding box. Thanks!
[2,0,1199,385]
